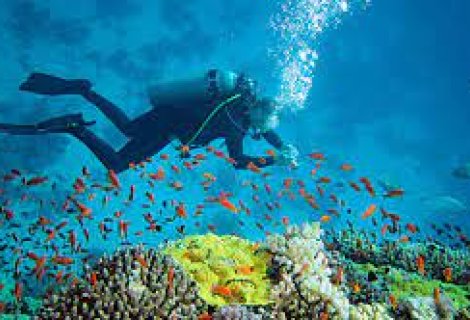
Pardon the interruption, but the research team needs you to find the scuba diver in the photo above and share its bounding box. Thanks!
[0,70,299,173]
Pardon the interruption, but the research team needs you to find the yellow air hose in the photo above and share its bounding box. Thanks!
[185,93,242,147]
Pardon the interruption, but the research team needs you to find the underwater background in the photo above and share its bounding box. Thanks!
[0,0,469,319]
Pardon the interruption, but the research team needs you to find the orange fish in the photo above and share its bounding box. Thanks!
[219,197,238,213]
[145,191,155,204]
[384,189,405,198]
[70,198,92,218]
[433,287,440,305]
[170,181,184,191]
[281,216,289,226]
[135,254,148,268]
[68,231,77,252]
[329,194,338,204]
[246,161,261,173]
[349,181,361,192]
[32,256,47,279]
[320,215,331,223]
[359,177,375,197]
[51,256,74,265]
[198,313,213,320]
[318,177,332,184]
[235,265,254,275]
[406,223,418,234]
[168,266,175,290]
[361,204,377,219]
[179,144,190,155]
[283,178,293,189]
[211,285,232,297]
[333,267,343,285]
[416,255,425,275]
[90,272,97,288]
[119,220,129,239]
[194,153,206,160]
[381,224,390,236]
[309,152,325,160]
[327,208,339,216]
[38,216,51,226]
[399,235,409,243]
[55,220,68,231]
[13,281,22,301]
[266,149,276,157]
[340,163,353,171]
[46,230,55,242]
[316,185,325,197]
[442,267,452,282]
[389,294,398,310]
[352,282,361,293]
[319,312,329,320]
[171,165,181,174]
[176,203,187,218]
[107,170,120,189]
[149,167,165,180]
[24,176,48,186]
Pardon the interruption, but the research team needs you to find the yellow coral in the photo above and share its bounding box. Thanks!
[164,233,272,306]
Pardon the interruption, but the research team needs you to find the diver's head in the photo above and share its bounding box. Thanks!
[249,97,280,133]
[235,73,258,106]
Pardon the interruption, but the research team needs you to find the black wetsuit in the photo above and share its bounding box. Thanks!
[75,89,284,173]
[0,71,285,173]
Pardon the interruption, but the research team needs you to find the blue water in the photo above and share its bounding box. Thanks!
[0,0,469,316]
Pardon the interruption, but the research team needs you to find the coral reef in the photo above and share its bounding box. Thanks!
[19,223,469,319]
[349,303,394,320]
[328,228,470,285]
[164,233,272,306]
[342,262,391,304]
[265,222,350,319]
[394,296,457,320]
[0,274,41,317]
[37,245,209,319]
[388,268,469,310]
[212,305,265,320]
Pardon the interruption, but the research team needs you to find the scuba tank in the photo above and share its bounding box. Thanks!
[147,69,239,108]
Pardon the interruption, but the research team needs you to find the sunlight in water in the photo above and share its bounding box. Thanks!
[269,0,371,112]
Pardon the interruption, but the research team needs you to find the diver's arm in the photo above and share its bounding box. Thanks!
[226,135,275,169]
[262,130,300,167]
[261,130,284,150]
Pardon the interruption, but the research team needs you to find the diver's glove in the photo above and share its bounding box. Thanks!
[276,143,299,167]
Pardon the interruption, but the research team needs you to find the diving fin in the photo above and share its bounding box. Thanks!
[0,123,39,135]
[19,72,92,96]
[36,113,96,133]
[0,114,95,135]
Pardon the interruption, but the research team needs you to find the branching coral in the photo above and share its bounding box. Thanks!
[265,222,350,319]
[349,303,394,320]
[37,245,208,319]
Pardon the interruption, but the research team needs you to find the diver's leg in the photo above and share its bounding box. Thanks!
[71,128,128,173]
[82,90,133,137]
[20,72,134,137]
[117,134,170,170]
